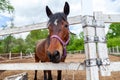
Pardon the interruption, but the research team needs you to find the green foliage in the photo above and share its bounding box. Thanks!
[1,23,120,54]
[106,23,120,48]
[0,0,14,13]
[0,35,26,53]
[0,30,85,54]
[107,23,120,38]
[25,29,48,53]
[11,38,26,53]
[67,32,84,51]
[107,37,120,47]
[3,35,16,53]
[0,40,4,53]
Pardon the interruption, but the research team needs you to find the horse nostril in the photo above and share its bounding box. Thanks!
[47,50,60,63]
[53,50,60,57]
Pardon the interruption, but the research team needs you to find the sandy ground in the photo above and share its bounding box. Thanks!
[0,54,120,80]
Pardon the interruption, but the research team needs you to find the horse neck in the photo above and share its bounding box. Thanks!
[46,35,50,46]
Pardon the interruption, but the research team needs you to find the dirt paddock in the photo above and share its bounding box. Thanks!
[0,54,120,80]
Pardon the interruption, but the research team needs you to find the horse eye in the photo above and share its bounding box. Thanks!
[64,25,68,28]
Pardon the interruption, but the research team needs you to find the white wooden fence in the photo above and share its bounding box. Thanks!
[0,13,120,36]
[108,46,120,54]
[0,62,120,71]
[0,52,33,60]
[0,0,120,80]
[8,52,33,60]
[0,12,120,80]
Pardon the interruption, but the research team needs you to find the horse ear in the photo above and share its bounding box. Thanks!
[63,2,70,16]
[46,6,53,18]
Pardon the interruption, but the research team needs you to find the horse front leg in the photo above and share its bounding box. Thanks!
[48,70,52,80]
[57,70,62,80]
[34,70,37,80]
[34,54,39,80]
[44,70,47,80]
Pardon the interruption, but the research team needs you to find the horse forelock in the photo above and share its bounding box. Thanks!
[47,13,67,26]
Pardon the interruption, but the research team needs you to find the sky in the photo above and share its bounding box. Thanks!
[1,0,120,38]
[0,15,12,28]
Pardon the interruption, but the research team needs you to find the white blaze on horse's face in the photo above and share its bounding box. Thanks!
[47,19,58,27]
[54,19,58,26]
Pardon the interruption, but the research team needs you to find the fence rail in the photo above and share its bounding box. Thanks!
[0,62,84,70]
[0,52,33,60]
[0,62,120,71]
[108,46,120,54]
[0,13,120,36]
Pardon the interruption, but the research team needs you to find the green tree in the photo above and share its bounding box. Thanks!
[25,29,48,53]
[11,38,26,53]
[106,23,120,48]
[79,32,84,39]
[3,35,16,53]
[0,0,14,13]
[67,32,84,51]
[0,39,4,53]
[1,35,26,53]
[107,37,120,47]
[107,23,120,38]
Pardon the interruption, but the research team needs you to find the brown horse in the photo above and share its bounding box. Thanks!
[34,2,70,80]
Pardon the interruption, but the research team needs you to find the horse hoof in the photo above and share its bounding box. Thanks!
[34,77,37,80]
[48,78,52,80]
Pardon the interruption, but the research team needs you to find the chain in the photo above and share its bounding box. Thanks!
[84,58,110,68]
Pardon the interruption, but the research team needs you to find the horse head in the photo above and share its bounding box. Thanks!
[46,2,70,63]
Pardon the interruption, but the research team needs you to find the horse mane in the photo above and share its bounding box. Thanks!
[48,13,67,25]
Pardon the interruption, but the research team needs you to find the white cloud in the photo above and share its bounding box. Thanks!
[14,16,31,26]
[13,32,29,39]
[70,24,82,35]
[1,0,120,38]
[4,0,120,27]
[10,0,83,26]
[105,0,120,13]
[10,0,51,26]
[93,0,120,14]
[93,0,106,12]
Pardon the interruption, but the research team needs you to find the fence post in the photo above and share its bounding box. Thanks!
[80,50,81,54]
[94,12,111,76]
[116,46,119,53]
[108,48,111,54]
[9,51,11,60]
[82,16,99,80]
[108,48,110,54]
[20,51,22,59]
[112,47,115,54]
[30,52,33,58]
[81,0,99,80]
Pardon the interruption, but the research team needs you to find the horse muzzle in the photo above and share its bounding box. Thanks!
[47,50,61,63]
